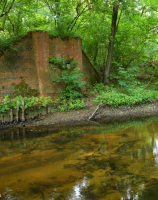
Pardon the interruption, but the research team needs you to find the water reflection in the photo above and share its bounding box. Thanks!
[70,176,89,200]
[1,118,158,199]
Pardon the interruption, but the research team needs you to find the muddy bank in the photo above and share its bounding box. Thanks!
[1,99,158,130]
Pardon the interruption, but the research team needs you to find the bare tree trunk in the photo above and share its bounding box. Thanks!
[10,108,13,123]
[103,4,119,85]
[16,100,19,122]
[22,98,25,122]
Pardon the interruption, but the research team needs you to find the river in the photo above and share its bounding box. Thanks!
[1,117,158,199]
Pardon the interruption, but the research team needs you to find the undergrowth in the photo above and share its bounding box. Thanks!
[92,85,158,107]
[57,99,86,111]
[0,95,53,114]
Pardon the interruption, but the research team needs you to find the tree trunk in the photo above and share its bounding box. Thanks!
[10,108,13,123]
[103,4,119,85]
[16,100,19,122]
[21,98,25,122]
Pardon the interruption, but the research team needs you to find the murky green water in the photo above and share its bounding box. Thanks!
[1,118,158,199]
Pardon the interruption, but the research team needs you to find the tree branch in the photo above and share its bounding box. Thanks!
[0,0,16,18]
[67,0,97,32]
[7,16,15,32]
[116,6,123,31]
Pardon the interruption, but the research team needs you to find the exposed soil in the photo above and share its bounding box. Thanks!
[1,97,158,130]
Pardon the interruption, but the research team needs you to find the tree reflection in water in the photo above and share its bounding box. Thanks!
[0,118,158,199]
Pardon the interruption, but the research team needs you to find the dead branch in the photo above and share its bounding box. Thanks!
[89,105,100,120]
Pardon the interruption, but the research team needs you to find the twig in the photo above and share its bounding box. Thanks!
[88,105,100,121]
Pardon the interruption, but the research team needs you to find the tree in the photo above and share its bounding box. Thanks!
[103,1,119,85]
[1,0,158,86]
[0,0,16,31]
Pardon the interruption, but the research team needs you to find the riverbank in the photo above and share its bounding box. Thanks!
[1,97,158,130]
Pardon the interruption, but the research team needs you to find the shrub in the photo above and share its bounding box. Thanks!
[55,68,86,100]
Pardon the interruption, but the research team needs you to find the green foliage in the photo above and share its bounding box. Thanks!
[55,68,86,100]
[50,56,86,102]
[0,105,6,114]
[1,0,158,114]
[87,83,112,96]
[0,36,20,54]
[49,56,86,111]
[0,95,53,114]
[49,56,77,70]
[57,99,86,111]
[0,95,13,113]
[11,76,38,97]
[55,67,86,111]
[111,66,139,91]
[23,96,53,110]
[93,87,158,107]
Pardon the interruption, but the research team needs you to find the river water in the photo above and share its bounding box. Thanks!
[1,118,158,200]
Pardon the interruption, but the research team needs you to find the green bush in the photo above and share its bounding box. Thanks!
[93,88,158,107]
[50,56,86,110]
[111,66,139,91]
[55,68,86,100]
[87,83,112,95]
[0,35,20,54]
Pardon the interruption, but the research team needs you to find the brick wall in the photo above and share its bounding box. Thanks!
[32,31,53,95]
[0,31,100,100]
[0,34,39,98]
[49,36,82,70]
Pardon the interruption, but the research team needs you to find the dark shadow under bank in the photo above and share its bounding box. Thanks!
[1,101,158,131]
